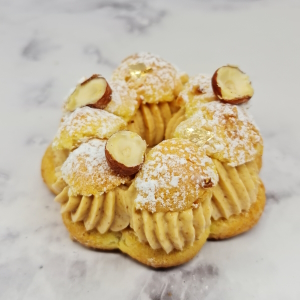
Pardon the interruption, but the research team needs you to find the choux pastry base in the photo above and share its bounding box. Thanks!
[62,212,121,250]
[41,145,59,195]
[42,145,211,268]
[209,180,266,240]
[119,228,210,268]
[63,211,209,268]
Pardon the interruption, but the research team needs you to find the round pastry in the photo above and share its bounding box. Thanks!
[173,101,265,239]
[53,139,132,235]
[42,107,127,194]
[112,52,184,104]
[112,52,187,146]
[121,139,218,267]
[52,106,127,151]
[40,56,267,268]
[52,138,135,250]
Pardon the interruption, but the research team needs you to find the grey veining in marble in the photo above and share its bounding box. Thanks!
[1,0,300,299]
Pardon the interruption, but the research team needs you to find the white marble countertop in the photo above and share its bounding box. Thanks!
[1,0,300,299]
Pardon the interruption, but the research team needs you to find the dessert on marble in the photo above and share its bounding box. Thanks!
[41,53,266,267]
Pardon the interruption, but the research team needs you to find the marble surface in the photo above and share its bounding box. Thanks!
[1,0,300,299]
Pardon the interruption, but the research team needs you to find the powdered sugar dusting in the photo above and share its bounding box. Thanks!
[174,102,263,166]
[135,139,218,213]
[61,139,130,196]
[52,106,126,150]
[187,74,215,99]
[112,52,182,104]
[177,74,216,113]
[105,79,139,122]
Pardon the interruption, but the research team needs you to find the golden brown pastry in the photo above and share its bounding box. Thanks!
[45,137,218,267]
[41,145,60,195]
[53,139,132,235]
[104,79,139,122]
[209,180,266,239]
[40,56,267,268]
[125,139,218,266]
[112,52,186,146]
[112,52,183,104]
[52,107,127,151]
[174,101,265,239]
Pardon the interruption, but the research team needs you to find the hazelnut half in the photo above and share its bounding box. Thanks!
[105,131,147,176]
[65,74,112,111]
[211,66,254,104]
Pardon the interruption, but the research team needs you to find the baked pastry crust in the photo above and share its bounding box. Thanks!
[134,139,218,213]
[119,227,210,268]
[62,211,209,268]
[53,107,126,151]
[104,79,139,122]
[172,101,265,239]
[62,212,121,250]
[209,180,266,239]
[42,139,216,268]
[41,145,59,195]
[112,52,183,104]
[174,101,263,167]
[60,139,130,195]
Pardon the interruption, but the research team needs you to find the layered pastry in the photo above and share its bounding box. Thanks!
[174,100,265,239]
[112,52,187,146]
[120,139,218,267]
[42,76,134,192]
[53,139,132,249]
[41,55,266,267]
[49,136,218,267]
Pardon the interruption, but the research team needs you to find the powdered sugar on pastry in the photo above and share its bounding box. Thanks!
[174,101,263,167]
[176,74,217,116]
[105,79,139,122]
[61,139,130,196]
[134,139,218,213]
[52,106,126,150]
[112,52,183,104]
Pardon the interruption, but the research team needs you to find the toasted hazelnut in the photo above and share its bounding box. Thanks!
[105,131,147,176]
[65,74,112,111]
[211,66,254,104]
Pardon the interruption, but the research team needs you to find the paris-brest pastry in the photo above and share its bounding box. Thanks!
[41,55,265,267]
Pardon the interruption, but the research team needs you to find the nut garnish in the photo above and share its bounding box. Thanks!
[212,66,254,104]
[65,74,112,111]
[105,131,147,176]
